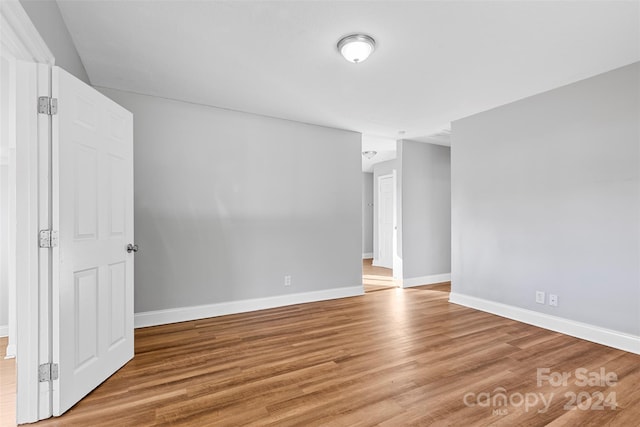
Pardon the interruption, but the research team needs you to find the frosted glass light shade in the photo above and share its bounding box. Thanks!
[337,34,376,63]
[362,151,377,159]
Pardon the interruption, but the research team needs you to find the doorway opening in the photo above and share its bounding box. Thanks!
[362,258,396,293]
[362,171,399,293]
[1,45,21,427]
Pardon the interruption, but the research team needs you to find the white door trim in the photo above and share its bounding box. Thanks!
[0,0,54,64]
[0,0,55,423]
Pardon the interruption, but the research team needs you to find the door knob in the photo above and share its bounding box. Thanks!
[127,244,139,253]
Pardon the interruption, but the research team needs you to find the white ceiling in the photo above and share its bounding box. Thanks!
[361,135,397,173]
[57,0,639,159]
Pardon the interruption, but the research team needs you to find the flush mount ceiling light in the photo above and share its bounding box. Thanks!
[362,151,377,159]
[337,34,376,63]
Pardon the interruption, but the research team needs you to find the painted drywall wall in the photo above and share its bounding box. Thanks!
[97,87,363,314]
[362,172,373,257]
[451,62,640,336]
[400,140,451,281]
[19,0,90,84]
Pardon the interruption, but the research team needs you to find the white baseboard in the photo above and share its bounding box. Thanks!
[401,273,451,288]
[0,325,15,359]
[372,259,392,269]
[5,344,16,359]
[362,252,373,259]
[135,286,364,329]
[449,292,640,355]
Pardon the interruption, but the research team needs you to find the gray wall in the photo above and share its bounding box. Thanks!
[362,172,373,257]
[20,0,90,84]
[451,62,640,335]
[98,87,362,313]
[400,140,451,279]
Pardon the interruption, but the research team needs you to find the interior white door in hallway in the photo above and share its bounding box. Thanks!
[52,66,134,416]
[376,175,394,269]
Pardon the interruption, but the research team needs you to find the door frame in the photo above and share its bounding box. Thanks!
[0,0,55,423]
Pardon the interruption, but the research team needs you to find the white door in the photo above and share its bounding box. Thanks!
[377,175,394,269]
[52,66,134,416]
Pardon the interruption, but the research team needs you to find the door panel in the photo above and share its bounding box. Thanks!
[52,66,134,416]
[378,175,394,269]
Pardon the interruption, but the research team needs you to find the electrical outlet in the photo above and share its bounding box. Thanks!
[549,294,558,307]
[535,291,545,304]
[284,275,292,287]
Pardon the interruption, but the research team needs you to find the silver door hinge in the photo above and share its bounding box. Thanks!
[39,229,59,248]
[39,363,59,382]
[38,96,58,115]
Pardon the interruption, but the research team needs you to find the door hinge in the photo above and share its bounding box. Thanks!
[39,363,59,382]
[38,96,58,115]
[39,229,59,248]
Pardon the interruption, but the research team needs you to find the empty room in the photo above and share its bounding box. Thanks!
[1,0,639,425]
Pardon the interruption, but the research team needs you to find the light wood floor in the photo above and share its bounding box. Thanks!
[0,337,16,426]
[3,284,640,426]
[362,258,398,293]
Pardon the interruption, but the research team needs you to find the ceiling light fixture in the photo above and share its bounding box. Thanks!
[362,151,377,159]
[337,34,376,63]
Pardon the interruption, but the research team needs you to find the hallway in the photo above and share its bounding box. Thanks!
[362,258,397,293]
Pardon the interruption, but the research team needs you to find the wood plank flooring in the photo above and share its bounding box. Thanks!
[0,337,16,426]
[4,284,640,426]
[362,258,398,293]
